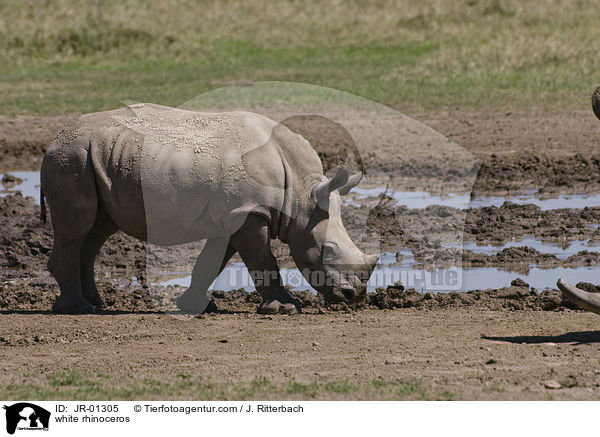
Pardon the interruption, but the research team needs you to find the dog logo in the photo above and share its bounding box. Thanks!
[3,403,50,434]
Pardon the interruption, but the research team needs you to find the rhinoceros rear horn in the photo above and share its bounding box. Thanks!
[557,278,600,315]
[592,86,600,120]
[312,167,363,209]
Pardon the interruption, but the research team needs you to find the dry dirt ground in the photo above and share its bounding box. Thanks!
[1,309,599,400]
[1,109,600,400]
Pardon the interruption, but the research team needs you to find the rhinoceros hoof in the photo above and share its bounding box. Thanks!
[52,297,96,314]
[176,295,217,314]
[83,294,104,309]
[257,300,301,315]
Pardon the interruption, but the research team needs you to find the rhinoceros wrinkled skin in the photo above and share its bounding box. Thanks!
[41,103,378,314]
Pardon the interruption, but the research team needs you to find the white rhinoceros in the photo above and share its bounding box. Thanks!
[40,103,378,314]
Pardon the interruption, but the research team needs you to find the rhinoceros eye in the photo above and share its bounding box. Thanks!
[322,242,340,262]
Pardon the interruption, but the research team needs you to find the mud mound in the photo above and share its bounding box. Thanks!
[99,282,156,312]
[464,202,600,242]
[0,194,52,275]
[0,276,581,314]
[0,277,57,311]
[461,247,600,269]
[369,202,600,245]
[422,110,600,195]
[573,281,600,294]
[366,285,579,312]
[473,153,600,196]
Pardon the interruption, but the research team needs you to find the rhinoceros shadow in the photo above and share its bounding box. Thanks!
[481,331,600,345]
[0,309,55,315]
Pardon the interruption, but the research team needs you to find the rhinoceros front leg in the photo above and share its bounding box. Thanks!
[229,214,301,315]
[176,237,236,314]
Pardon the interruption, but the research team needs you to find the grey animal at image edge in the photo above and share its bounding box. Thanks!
[557,85,600,315]
[40,103,378,315]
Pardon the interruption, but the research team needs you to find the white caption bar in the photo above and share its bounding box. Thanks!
[0,401,597,437]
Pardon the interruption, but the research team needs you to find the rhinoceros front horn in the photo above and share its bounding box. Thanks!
[557,278,600,315]
[312,167,363,210]
[592,86,600,120]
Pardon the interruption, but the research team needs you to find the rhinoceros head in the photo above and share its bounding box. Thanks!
[286,167,379,304]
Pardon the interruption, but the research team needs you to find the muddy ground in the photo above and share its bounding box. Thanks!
[4,110,600,194]
[2,110,600,400]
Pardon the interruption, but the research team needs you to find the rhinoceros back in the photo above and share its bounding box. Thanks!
[85,104,286,245]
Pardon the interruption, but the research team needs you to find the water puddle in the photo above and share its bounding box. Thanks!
[151,250,599,294]
[471,192,600,210]
[444,237,600,260]
[5,172,600,212]
[348,186,470,209]
[6,172,598,293]
[155,263,315,292]
[1,171,41,203]
[370,264,600,293]
[347,184,600,210]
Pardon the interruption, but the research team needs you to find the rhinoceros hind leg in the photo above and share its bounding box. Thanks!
[176,238,236,314]
[48,223,98,314]
[80,213,118,309]
[229,215,301,315]
[43,145,98,314]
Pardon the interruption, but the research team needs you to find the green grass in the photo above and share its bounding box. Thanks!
[0,371,451,401]
[1,0,599,115]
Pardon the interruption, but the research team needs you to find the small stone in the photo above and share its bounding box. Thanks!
[2,174,17,184]
[511,278,529,288]
[560,376,578,388]
[312,342,319,347]
[388,281,404,291]
[544,380,562,389]
[485,359,497,365]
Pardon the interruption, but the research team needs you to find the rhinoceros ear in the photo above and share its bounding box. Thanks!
[312,167,350,210]
[337,171,363,195]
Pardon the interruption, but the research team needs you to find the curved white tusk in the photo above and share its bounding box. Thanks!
[557,278,600,315]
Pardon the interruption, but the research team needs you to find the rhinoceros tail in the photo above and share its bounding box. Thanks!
[40,187,47,224]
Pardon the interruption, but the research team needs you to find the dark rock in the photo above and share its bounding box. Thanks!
[511,278,529,288]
